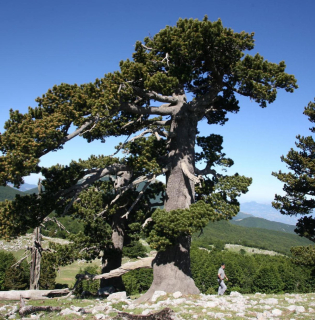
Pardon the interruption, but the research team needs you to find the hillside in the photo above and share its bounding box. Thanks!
[231,216,296,234]
[192,220,312,255]
[0,186,25,201]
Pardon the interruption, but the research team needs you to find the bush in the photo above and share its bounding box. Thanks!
[75,265,100,296]
[0,251,29,290]
[122,269,153,296]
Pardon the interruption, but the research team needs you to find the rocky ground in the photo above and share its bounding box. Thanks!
[1,290,315,320]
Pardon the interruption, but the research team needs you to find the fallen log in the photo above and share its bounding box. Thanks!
[0,288,70,300]
[75,256,154,281]
[19,296,61,317]
[112,308,178,320]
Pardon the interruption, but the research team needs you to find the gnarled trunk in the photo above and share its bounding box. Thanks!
[100,171,131,291]
[29,227,42,290]
[100,214,125,291]
[138,103,200,302]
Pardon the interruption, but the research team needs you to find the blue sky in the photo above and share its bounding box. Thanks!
[1,0,315,205]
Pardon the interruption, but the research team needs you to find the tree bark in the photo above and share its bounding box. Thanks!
[100,171,131,291]
[29,227,42,290]
[137,102,200,302]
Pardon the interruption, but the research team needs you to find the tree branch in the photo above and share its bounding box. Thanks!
[180,161,203,186]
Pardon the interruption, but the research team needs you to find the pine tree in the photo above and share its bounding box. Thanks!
[273,99,315,265]
[0,16,297,300]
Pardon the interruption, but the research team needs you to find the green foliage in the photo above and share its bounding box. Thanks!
[273,99,315,241]
[0,251,29,290]
[190,246,315,294]
[192,220,312,255]
[39,252,58,290]
[122,241,147,259]
[252,265,284,294]
[75,265,100,296]
[146,201,215,251]
[122,269,153,296]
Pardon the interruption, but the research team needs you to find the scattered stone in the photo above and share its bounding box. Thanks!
[107,291,127,301]
[151,290,167,302]
[60,308,81,316]
[230,291,242,297]
[295,306,305,313]
[173,291,182,299]
[95,314,107,320]
[271,308,282,316]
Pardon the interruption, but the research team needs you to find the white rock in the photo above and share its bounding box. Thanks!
[173,291,182,299]
[214,312,225,318]
[309,307,314,313]
[193,315,198,319]
[295,306,305,313]
[8,316,15,320]
[171,298,187,305]
[94,314,107,320]
[60,308,81,316]
[272,308,282,316]
[151,290,167,302]
[107,291,127,301]
[261,298,278,305]
[141,309,152,315]
[230,291,242,297]
[287,305,296,311]
[206,301,219,308]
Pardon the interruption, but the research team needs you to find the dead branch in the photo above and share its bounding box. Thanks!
[0,288,70,300]
[19,296,61,317]
[142,218,152,228]
[122,177,155,219]
[75,256,154,282]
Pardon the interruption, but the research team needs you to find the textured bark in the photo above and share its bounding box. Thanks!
[138,101,200,303]
[19,305,62,317]
[0,288,70,300]
[76,256,154,281]
[113,308,177,320]
[29,227,42,290]
[100,171,131,291]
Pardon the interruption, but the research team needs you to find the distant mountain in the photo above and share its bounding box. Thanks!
[240,201,299,225]
[232,211,254,220]
[231,216,296,234]
[8,182,37,192]
[0,186,25,201]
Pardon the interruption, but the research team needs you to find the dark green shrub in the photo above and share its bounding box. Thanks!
[122,269,153,296]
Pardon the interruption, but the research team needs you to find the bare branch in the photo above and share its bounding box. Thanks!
[121,101,176,116]
[11,255,29,268]
[132,87,178,104]
[142,217,152,228]
[75,256,155,282]
[141,44,153,50]
[122,176,155,219]
[181,161,203,186]
[195,164,221,178]
[161,53,170,66]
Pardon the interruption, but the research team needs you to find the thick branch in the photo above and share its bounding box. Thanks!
[180,161,202,185]
[75,256,154,281]
[132,87,178,104]
[121,102,176,116]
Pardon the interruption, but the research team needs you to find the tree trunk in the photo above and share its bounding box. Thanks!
[100,171,131,291]
[29,227,42,290]
[138,103,200,302]
[0,288,70,300]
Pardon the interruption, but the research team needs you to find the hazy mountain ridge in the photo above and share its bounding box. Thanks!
[240,201,299,225]
[231,215,296,234]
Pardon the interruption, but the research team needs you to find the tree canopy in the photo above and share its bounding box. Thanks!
[0,16,297,298]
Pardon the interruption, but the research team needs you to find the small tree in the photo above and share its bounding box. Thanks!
[273,99,315,264]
